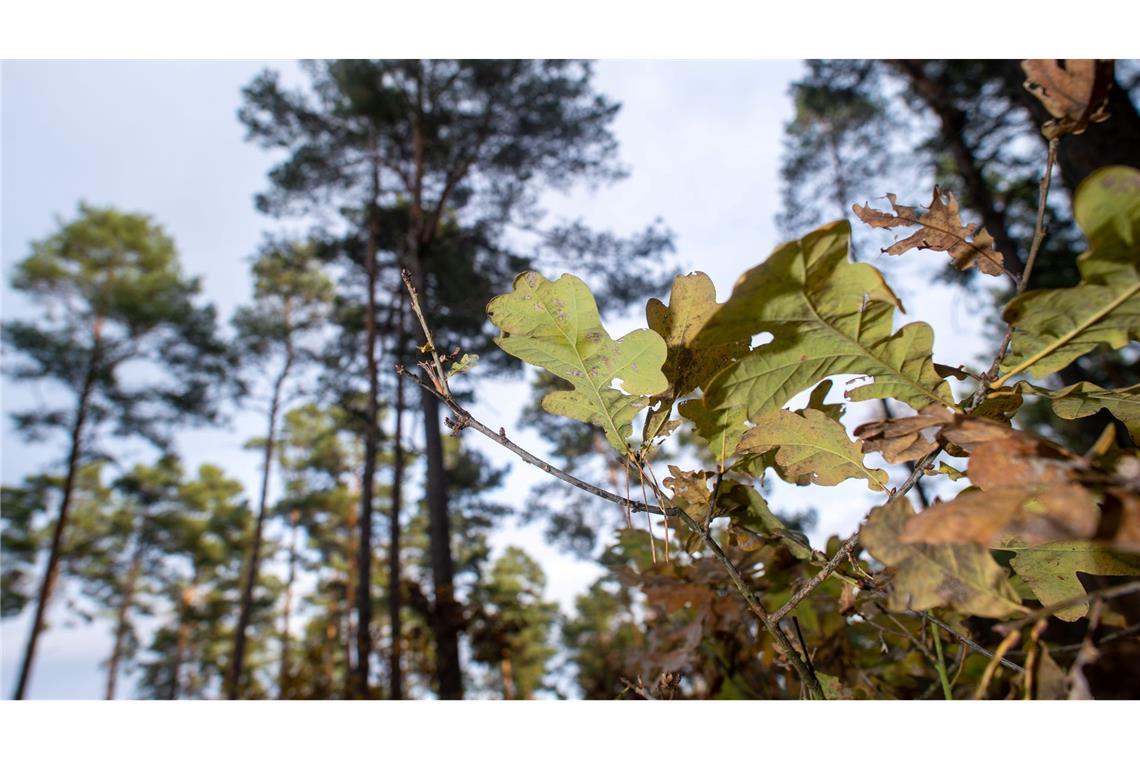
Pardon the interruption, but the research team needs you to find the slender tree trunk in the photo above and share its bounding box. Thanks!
[227,337,295,699]
[500,650,514,701]
[891,59,1025,275]
[354,136,383,698]
[277,509,300,699]
[388,315,406,700]
[406,71,464,698]
[12,330,101,700]
[170,573,197,701]
[344,495,358,698]
[104,535,144,700]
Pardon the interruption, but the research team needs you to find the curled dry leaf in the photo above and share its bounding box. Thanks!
[1022,59,1114,139]
[852,188,1005,276]
[854,404,952,464]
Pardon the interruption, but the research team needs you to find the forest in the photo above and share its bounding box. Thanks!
[2,58,1139,702]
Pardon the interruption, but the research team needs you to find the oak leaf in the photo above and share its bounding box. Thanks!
[736,408,889,491]
[1006,540,1140,621]
[697,221,954,419]
[852,188,1005,276]
[487,271,667,452]
[1018,381,1140,442]
[1022,59,1114,139]
[860,497,1024,618]
[999,167,1140,381]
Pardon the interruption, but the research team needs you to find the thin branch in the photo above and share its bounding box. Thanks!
[917,610,1024,674]
[995,579,1140,633]
[1018,138,1058,295]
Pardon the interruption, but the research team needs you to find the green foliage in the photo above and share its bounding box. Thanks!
[488,271,668,452]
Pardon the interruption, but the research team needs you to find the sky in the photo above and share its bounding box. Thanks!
[0,60,994,699]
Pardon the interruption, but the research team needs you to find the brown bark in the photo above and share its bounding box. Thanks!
[277,509,300,699]
[500,650,514,701]
[226,322,295,699]
[406,66,465,700]
[353,135,383,699]
[104,535,143,700]
[12,327,101,700]
[387,316,406,700]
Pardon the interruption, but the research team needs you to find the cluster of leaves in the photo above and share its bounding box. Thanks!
[485,155,1140,698]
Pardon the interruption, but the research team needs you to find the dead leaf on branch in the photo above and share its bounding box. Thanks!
[1022,59,1114,139]
[854,404,952,464]
[900,484,1101,548]
[852,188,1006,276]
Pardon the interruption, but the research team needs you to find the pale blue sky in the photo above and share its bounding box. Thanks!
[1,60,992,699]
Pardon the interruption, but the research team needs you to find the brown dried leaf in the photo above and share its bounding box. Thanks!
[854,404,952,464]
[1022,59,1114,139]
[900,484,1101,547]
[663,465,713,523]
[852,188,1005,276]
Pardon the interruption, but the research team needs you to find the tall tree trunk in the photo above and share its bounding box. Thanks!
[344,492,358,698]
[104,533,144,700]
[12,329,101,700]
[170,572,197,701]
[278,509,300,699]
[500,649,514,701]
[891,59,1025,275]
[354,136,383,699]
[406,68,464,699]
[227,335,295,699]
[388,315,406,700]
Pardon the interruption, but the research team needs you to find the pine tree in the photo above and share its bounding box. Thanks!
[2,204,235,699]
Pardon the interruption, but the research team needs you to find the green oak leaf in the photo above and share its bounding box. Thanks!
[1006,540,1140,622]
[677,396,748,463]
[1017,380,1140,441]
[487,271,668,452]
[696,220,955,419]
[735,408,889,491]
[999,167,1140,380]
[861,498,1024,619]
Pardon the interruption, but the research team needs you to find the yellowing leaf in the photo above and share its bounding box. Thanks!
[736,408,889,491]
[1022,59,1114,139]
[677,396,748,462]
[695,221,954,424]
[852,188,1005,276]
[1017,381,1140,441]
[446,352,479,377]
[646,272,747,398]
[487,271,667,452]
[998,167,1140,382]
[1007,541,1140,621]
[860,498,1024,619]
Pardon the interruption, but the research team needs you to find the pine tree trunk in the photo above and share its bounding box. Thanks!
[12,330,101,700]
[421,386,463,699]
[278,509,300,699]
[388,332,406,700]
[170,573,197,701]
[354,138,383,698]
[500,650,514,701]
[104,536,143,700]
[227,338,294,699]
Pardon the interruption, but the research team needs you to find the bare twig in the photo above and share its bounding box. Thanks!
[619,678,656,701]
[1019,138,1058,296]
[771,535,859,624]
[973,629,1021,700]
[916,610,1024,674]
[994,579,1140,634]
